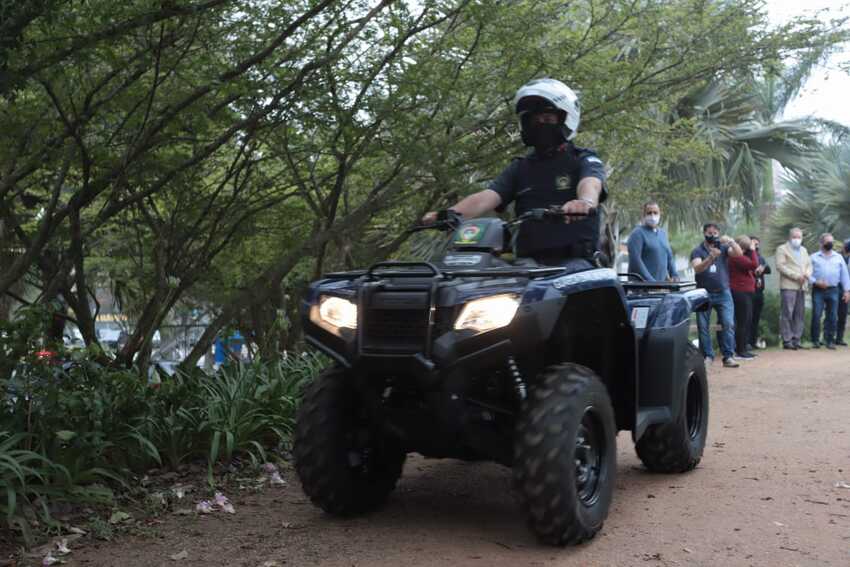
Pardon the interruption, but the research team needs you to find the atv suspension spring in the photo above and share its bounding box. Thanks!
[508,356,526,401]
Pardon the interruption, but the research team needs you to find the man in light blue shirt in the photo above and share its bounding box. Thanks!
[809,233,850,349]
[627,201,678,282]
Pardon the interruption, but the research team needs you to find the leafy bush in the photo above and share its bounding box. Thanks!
[139,354,323,474]
[0,431,112,546]
[757,291,782,347]
[0,345,326,541]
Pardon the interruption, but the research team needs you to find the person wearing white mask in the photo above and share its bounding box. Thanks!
[775,227,813,350]
[626,201,678,282]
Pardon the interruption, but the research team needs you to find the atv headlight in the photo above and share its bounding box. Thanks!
[454,294,520,333]
[311,295,358,335]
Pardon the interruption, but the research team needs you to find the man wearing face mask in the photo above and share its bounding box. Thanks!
[627,201,678,282]
[775,227,813,350]
[808,233,850,349]
[422,78,606,265]
[690,223,744,368]
[835,238,850,346]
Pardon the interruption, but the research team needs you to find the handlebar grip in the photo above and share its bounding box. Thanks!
[543,206,598,218]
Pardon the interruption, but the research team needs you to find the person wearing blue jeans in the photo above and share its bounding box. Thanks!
[690,223,744,368]
[809,233,850,349]
[811,286,841,348]
[697,289,737,362]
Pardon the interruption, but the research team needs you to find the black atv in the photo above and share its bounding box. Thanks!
[294,208,710,545]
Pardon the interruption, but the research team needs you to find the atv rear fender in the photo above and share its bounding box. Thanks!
[632,288,709,440]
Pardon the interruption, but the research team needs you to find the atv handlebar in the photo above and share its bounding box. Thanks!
[409,206,595,233]
[510,206,598,226]
[408,209,464,233]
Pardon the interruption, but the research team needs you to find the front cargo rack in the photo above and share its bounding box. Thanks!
[324,261,566,281]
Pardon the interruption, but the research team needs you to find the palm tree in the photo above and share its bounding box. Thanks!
[769,140,850,249]
[652,44,837,232]
[660,78,820,231]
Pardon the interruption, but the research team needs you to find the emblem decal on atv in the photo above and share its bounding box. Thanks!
[455,222,488,244]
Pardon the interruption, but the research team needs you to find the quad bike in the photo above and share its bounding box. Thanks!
[294,208,710,545]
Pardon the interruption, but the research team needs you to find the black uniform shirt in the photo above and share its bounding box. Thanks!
[489,144,607,259]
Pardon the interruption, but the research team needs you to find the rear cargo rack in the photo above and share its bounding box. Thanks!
[618,273,697,292]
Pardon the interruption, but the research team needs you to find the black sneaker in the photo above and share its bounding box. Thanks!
[826,343,836,350]
[736,352,756,360]
[722,357,740,368]
[836,341,848,346]
[783,343,797,350]
[811,342,821,349]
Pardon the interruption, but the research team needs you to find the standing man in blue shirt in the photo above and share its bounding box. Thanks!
[809,233,850,349]
[627,201,678,282]
[835,238,850,346]
[690,222,744,368]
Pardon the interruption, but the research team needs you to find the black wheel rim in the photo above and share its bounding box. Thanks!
[575,406,606,507]
[685,371,703,440]
[346,424,375,478]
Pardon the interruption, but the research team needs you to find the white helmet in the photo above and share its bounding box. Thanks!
[513,78,581,141]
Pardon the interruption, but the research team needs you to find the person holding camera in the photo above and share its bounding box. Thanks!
[690,223,744,368]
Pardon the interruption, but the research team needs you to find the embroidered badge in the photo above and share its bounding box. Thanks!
[556,175,571,191]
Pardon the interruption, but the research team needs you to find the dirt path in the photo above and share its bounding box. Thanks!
[68,349,850,567]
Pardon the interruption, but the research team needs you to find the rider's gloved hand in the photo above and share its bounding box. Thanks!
[421,211,438,225]
[560,199,595,224]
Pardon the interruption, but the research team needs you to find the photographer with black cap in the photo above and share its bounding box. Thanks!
[690,222,743,368]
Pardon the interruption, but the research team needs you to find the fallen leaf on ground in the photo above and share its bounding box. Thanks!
[196,501,214,514]
[835,481,850,489]
[109,511,132,525]
[214,492,235,514]
[54,539,71,556]
[171,485,192,499]
[170,550,189,561]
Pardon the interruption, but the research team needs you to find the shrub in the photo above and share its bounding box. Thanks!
[0,341,327,543]
[0,431,112,546]
[757,291,781,346]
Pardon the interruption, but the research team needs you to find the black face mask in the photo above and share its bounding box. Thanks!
[824,242,834,251]
[705,234,719,245]
[521,121,564,153]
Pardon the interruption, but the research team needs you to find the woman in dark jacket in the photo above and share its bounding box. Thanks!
[749,236,772,350]
[728,235,760,359]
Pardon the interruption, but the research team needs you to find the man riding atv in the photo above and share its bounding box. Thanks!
[294,78,709,548]
[424,78,606,266]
